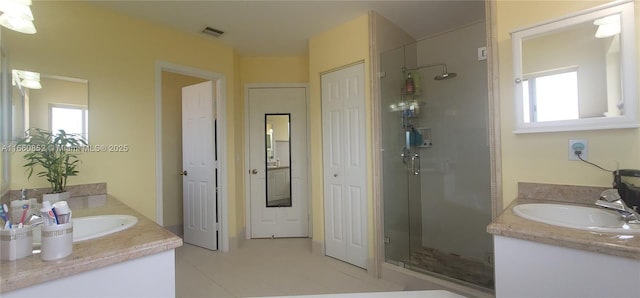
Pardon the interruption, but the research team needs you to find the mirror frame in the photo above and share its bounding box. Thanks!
[264,113,292,208]
[511,0,638,133]
[0,50,9,196]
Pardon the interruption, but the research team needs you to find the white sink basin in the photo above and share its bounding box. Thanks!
[33,214,138,245]
[512,203,640,234]
[72,214,138,242]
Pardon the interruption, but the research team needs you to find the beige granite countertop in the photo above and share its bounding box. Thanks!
[488,198,640,260]
[0,195,183,293]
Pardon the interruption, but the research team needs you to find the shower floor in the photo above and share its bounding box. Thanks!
[409,246,494,289]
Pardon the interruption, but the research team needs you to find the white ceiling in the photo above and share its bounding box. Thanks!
[89,0,485,56]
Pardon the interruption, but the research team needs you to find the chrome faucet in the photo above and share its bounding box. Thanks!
[596,189,640,224]
[27,213,44,227]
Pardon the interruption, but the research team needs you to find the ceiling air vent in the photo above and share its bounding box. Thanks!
[202,26,224,38]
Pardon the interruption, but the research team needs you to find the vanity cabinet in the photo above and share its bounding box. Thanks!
[3,250,175,298]
[494,235,640,297]
[0,195,182,297]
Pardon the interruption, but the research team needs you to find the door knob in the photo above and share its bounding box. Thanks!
[180,170,188,176]
[333,173,338,177]
[251,169,258,174]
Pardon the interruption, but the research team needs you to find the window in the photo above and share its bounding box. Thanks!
[50,104,88,140]
[523,68,579,123]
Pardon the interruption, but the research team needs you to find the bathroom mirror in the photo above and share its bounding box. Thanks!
[265,114,291,207]
[511,0,637,133]
[12,74,89,141]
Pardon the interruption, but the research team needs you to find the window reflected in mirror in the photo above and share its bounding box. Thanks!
[523,69,579,122]
[521,14,622,122]
[265,114,291,207]
[50,104,88,139]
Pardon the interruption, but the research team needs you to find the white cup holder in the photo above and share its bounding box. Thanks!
[0,225,33,261]
[40,221,73,261]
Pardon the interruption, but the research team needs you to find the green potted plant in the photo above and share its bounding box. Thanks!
[18,128,87,202]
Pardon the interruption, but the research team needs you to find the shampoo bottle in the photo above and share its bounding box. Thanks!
[405,73,415,95]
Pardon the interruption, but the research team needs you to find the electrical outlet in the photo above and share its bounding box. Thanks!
[569,139,587,161]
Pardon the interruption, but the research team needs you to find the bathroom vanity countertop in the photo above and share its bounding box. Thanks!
[487,198,640,260]
[0,195,183,293]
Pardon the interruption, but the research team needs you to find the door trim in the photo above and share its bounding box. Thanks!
[244,83,311,239]
[154,60,229,252]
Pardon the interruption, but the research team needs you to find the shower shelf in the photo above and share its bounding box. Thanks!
[408,127,432,148]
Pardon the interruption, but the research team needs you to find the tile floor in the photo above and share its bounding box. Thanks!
[175,238,404,297]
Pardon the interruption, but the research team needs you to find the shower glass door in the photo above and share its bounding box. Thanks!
[381,45,413,267]
[381,23,494,290]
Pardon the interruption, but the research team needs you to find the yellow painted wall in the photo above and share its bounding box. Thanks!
[161,72,208,228]
[308,14,372,253]
[233,50,244,243]
[5,1,239,232]
[496,0,640,206]
[240,56,309,84]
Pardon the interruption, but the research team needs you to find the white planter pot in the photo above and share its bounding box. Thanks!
[42,192,70,204]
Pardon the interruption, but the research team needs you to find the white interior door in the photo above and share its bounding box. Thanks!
[322,63,368,268]
[182,81,218,250]
[248,86,308,238]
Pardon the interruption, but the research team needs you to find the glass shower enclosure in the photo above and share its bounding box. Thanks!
[380,22,494,290]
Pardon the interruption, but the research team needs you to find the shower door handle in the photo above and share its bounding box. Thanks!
[411,154,420,175]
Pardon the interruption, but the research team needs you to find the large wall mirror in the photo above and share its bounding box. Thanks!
[12,73,89,141]
[265,114,291,207]
[511,0,637,133]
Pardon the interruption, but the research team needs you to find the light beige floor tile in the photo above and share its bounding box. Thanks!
[175,256,235,298]
[175,238,404,297]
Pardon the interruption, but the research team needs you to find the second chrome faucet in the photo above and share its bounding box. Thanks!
[596,189,640,224]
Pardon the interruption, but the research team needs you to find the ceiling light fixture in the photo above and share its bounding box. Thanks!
[594,14,620,38]
[202,26,224,38]
[12,69,41,89]
[0,0,36,34]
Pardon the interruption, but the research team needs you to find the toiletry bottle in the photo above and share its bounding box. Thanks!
[406,73,415,95]
[40,201,56,226]
[52,201,72,224]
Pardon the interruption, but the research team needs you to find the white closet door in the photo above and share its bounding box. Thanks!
[322,63,367,268]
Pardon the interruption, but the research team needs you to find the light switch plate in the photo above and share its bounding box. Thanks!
[477,46,487,61]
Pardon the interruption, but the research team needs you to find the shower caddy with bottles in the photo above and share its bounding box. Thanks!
[398,63,457,175]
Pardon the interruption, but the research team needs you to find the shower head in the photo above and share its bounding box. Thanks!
[434,64,457,80]
[403,63,458,80]
[434,72,457,80]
